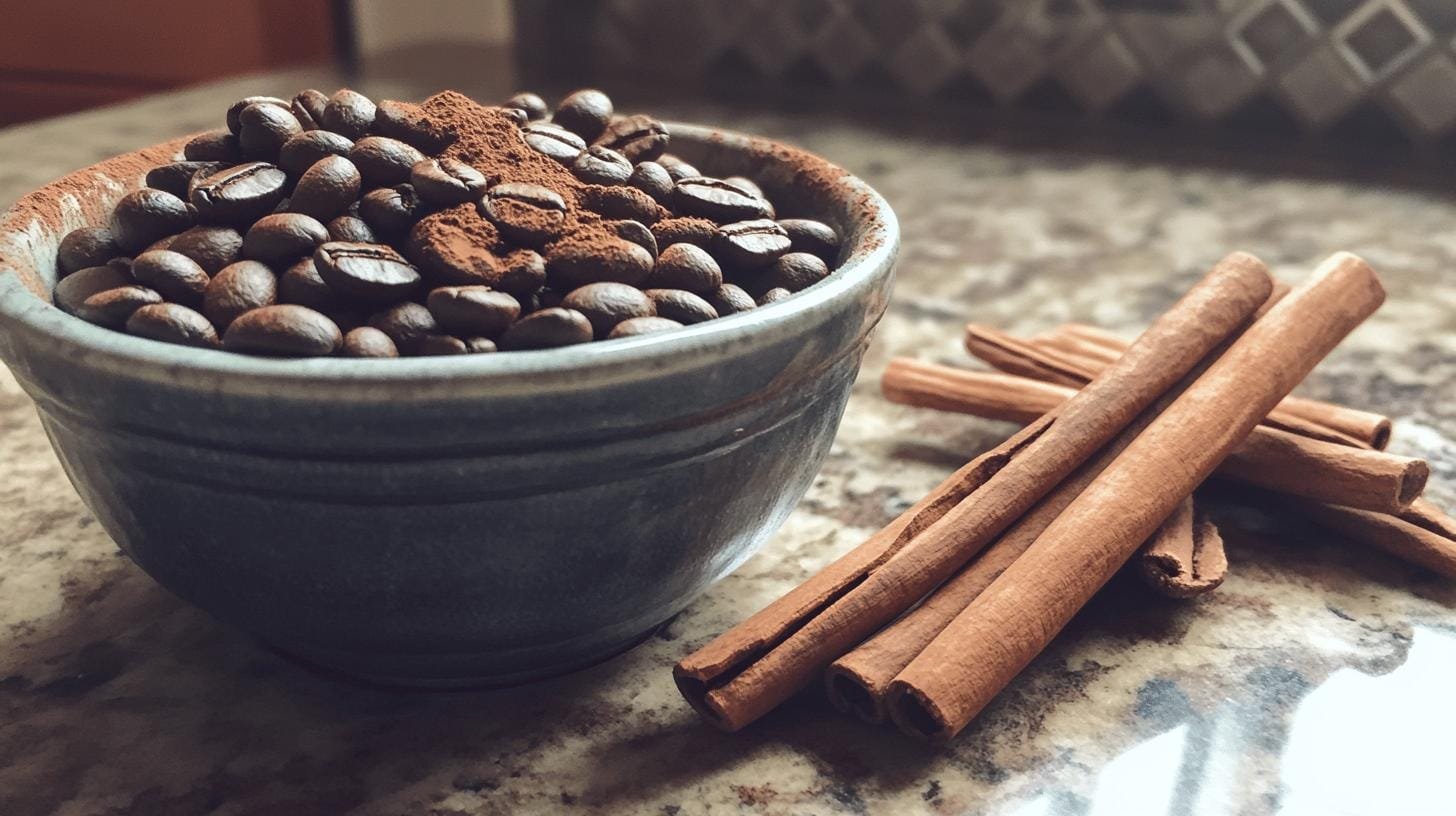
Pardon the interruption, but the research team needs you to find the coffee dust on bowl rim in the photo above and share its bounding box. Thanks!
[0,122,900,686]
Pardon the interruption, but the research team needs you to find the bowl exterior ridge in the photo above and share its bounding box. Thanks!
[0,122,900,683]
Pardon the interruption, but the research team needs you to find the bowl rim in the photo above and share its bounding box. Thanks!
[0,121,899,399]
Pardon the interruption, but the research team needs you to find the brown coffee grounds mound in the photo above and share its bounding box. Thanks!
[405,92,624,276]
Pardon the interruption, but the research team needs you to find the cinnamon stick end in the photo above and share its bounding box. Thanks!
[1398,459,1430,508]
[1370,419,1392,451]
[824,665,889,724]
[886,681,954,742]
[672,669,740,732]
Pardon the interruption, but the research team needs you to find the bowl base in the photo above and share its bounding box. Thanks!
[263,622,666,690]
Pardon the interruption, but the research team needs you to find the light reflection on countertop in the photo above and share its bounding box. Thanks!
[1,67,1454,816]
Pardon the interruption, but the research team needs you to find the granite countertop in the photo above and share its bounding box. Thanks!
[2,66,1454,816]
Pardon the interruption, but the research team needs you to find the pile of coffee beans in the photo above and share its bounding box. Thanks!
[53,88,841,357]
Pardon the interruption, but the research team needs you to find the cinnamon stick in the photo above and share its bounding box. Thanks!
[970,324,1374,450]
[1049,322,1391,450]
[675,252,1275,731]
[885,252,1385,740]
[825,394,1212,723]
[882,360,1426,514]
[1138,497,1227,599]
[1291,499,1456,579]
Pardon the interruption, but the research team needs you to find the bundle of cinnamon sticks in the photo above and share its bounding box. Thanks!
[674,250,1451,741]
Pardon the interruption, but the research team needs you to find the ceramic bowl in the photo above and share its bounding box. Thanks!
[0,123,899,685]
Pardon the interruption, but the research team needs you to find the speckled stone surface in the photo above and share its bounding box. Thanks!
[2,70,1455,816]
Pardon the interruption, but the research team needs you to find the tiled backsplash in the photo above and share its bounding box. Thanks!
[514,0,1456,144]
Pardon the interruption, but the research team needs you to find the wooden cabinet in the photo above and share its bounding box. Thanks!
[0,0,338,126]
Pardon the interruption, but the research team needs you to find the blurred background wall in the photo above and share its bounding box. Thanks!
[4,0,1455,152]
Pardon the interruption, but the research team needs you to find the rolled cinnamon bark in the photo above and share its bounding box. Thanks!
[826,397,1211,723]
[1292,499,1456,579]
[882,361,1426,514]
[1402,498,1456,540]
[675,252,1274,731]
[885,252,1385,741]
[1138,497,1228,599]
[1050,322,1391,450]
[970,324,1373,450]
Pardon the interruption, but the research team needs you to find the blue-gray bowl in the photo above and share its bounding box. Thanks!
[0,123,899,685]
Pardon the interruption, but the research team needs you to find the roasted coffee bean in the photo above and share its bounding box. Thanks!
[407,226,501,287]
[359,184,425,236]
[111,188,194,253]
[291,89,329,130]
[243,213,330,266]
[278,257,340,311]
[778,218,841,260]
[657,154,700,181]
[314,241,420,302]
[715,219,791,268]
[426,286,521,336]
[57,226,122,275]
[238,102,303,160]
[645,288,717,324]
[480,182,567,247]
[562,282,655,338]
[367,301,439,351]
[125,302,219,348]
[502,107,528,128]
[223,304,342,356]
[278,130,354,175]
[322,89,377,140]
[54,262,131,313]
[289,155,361,222]
[410,157,488,205]
[758,287,792,305]
[146,161,228,200]
[190,162,289,226]
[595,114,669,162]
[375,99,445,151]
[348,136,426,187]
[327,215,376,243]
[77,285,163,328]
[142,235,177,254]
[759,251,829,292]
[130,250,209,306]
[580,185,661,224]
[651,216,716,248]
[606,219,658,259]
[226,96,288,133]
[552,89,613,141]
[673,177,773,223]
[647,243,722,293]
[545,237,654,290]
[505,91,548,121]
[571,145,633,185]
[168,225,243,274]
[707,283,756,316]
[495,249,548,295]
[412,334,468,355]
[184,129,243,162]
[724,176,764,200]
[498,307,593,350]
[464,337,498,353]
[340,326,398,357]
[628,161,674,206]
[204,260,277,329]
[521,123,585,164]
[609,316,682,339]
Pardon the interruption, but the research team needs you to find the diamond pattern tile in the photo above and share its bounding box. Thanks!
[521,0,1456,140]
[1383,50,1456,133]
[1055,29,1143,111]
[887,25,966,96]
[1335,1,1428,80]
[1278,43,1367,125]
